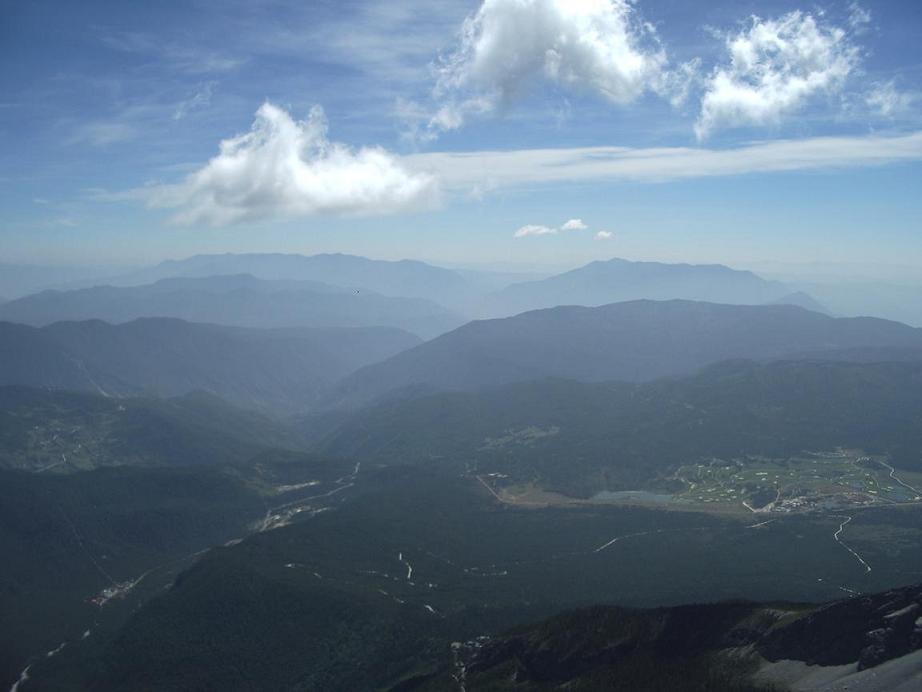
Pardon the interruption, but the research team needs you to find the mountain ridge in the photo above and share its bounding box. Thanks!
[485,257,794,316]
[325,299,922,410]
[0,318,421,413]
[0,273,464,339]
[105,252,477,309]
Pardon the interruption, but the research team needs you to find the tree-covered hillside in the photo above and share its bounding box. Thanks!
[0,318,419,413]
[328,300,922,409]
[320,360,922,495]
[0,386,302,471]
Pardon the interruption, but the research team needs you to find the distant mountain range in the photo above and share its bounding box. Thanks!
[0,318,419,413]
[104,252,478,310]
[327,299,922,409]
[485,257,795,316]
[0,274,464,339]
[2,254,839,334]
[10,253,922,331]
[0,262,129,301]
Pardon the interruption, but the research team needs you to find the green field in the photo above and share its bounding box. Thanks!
[669,450,922,513]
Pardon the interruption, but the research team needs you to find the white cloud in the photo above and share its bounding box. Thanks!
[696,11,861,139]
[561,218,587,231]
[595,230,613,240]
[406,131,922,190]
[515,217,590,237]
[430,0,673,133]
[148,102,437,225]
[866,81,916,118]
[514,224,557,238]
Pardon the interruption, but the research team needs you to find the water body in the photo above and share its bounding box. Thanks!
[592,490,676,504]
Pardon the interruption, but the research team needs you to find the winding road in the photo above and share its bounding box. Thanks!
[876,459,922,498]
[833,516,872,573]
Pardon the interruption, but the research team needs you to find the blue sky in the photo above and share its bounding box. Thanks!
[1,0,921,270]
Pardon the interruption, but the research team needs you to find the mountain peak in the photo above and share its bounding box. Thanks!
[487,256,789,317]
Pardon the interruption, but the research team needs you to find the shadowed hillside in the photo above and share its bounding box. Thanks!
[320,359,922,495]
[0,318,420,413]
[327,300,922,410]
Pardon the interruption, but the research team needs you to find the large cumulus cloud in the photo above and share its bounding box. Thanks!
[151,102,437,225]
[696,10,861,139]
[429,0,676,134]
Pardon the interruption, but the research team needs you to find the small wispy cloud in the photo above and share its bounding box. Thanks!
[561,218,587,231]
[173,82,216,120]
[866,81,916,118]
[514,224,557,238]
[101,30,245,75]
[848,2,872,33]
[301,2,464,87]
[68,121,137,146]
[514,217,592,239]
[595,230,613,240]
[409,131,922,192]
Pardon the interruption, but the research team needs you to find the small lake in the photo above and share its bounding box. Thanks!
[592,490,677,504]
